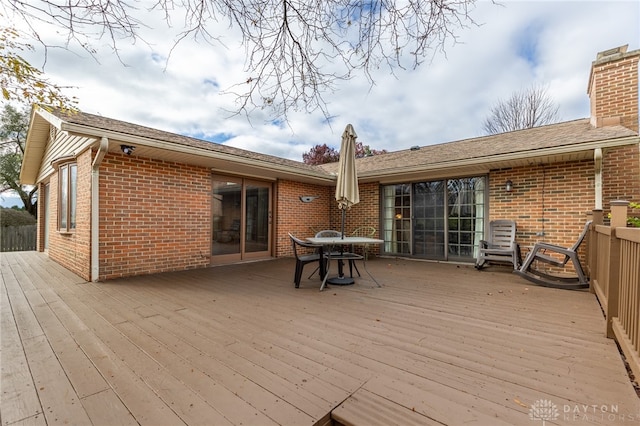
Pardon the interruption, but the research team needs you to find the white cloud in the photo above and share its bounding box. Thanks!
[17,1,640,160]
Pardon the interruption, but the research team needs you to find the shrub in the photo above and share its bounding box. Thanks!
[0,207,36,227]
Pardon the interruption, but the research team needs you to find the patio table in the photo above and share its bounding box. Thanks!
[306,236,384,291]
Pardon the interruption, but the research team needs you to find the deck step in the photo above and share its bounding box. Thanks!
[331,375,519,426]
[331,388,434,426]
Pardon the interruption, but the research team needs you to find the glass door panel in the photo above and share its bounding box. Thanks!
[413,181,446,259]
[212,176,272,263]
[381,184,411,254]
[244,181,271,258]
[212,177,242,258]
[447,177,485,261]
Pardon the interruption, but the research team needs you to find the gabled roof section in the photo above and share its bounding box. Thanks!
[20,108,63,185]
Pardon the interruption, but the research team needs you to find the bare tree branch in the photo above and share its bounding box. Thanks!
[483,84,560,135]
[3,0,481,122]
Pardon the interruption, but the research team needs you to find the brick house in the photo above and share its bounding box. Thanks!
[20,45,639,281]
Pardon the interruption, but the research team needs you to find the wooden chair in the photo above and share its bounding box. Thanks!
[350,226,377,261]
[475,220,521,270]
[514,221,591,290]
[315,230,361,278]
[288,233,325,288]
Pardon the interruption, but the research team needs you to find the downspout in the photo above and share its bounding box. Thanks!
[594,148,603,210]
[91,137,109,281]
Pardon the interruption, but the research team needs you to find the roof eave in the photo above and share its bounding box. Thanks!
[20,107,66,185]
[359,135,640,184]
[61,122,336,185]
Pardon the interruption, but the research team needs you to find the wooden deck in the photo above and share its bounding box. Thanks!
[2,251,639,426]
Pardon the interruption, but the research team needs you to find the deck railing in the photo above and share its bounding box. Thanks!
[587,201,640,381]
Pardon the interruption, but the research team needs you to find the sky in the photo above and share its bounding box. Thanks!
[1,1,639,207]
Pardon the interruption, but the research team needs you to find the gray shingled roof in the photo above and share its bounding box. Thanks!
[51,109,322,175]
[320,119,638,176]
[52,110,637,180]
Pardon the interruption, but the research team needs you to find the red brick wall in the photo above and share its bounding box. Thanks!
[490,161,593,253]
[490,144,640,258]
[589,52,640,132]
[329,182,379,230]
[276,180,380,258]
[47,149,92,280]
[40,147,637,280]
[275,180,332,257]
[602,145,640,211]
[98,153,211,279]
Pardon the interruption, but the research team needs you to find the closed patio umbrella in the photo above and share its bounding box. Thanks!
[336,123,360,235]
[327,124,360,285]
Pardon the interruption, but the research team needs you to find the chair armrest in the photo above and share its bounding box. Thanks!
[532,242,572,256]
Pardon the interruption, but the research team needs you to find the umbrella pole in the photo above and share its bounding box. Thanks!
[339,208,345,276]
[327,206,354,285]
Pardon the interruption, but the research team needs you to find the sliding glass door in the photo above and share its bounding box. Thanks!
[381,177,485,261]
[413,181,446,259]
[211,175,272,263]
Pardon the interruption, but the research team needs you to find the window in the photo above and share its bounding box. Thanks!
[59,162,77,232]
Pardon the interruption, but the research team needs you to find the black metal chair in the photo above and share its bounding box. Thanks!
[315,230,361,277]
[350,226,377,261]
[288,233,325,288]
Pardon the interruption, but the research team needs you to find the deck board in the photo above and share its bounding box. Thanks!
[1,251,639,426]
[1,273,43,425]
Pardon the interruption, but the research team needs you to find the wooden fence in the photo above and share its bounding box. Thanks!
[0,225,36,252]
[587,201,640,382]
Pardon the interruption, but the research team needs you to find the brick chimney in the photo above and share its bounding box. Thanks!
[587,45,640,132]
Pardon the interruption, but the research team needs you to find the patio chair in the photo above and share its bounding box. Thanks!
[315,230,361,278]
[350,226,377,261]
[289,233,326,288]
[514,221,591,290]
[475,220,521,270]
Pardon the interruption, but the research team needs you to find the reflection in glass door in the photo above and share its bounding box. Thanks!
[211,176,272,263]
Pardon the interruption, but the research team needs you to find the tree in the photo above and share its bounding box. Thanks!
[303,144,340,165]
[0,104,37,217]
[355,142,386,158]
[3,0,478,121]
[482,85,560,135]
[302,141,386,165]
[0,26,77,110]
